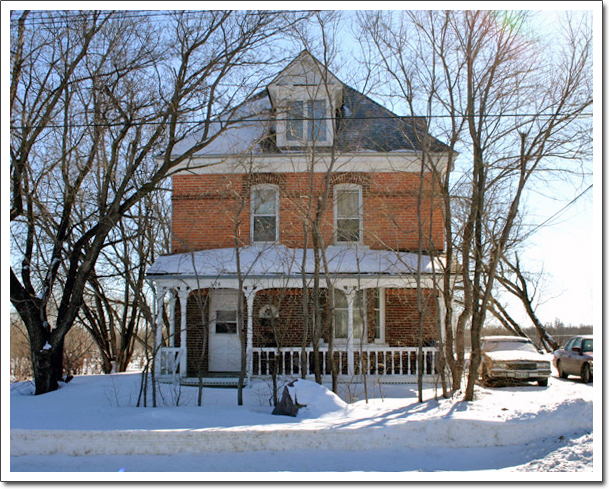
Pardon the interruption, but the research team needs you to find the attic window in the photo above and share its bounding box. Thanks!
[286,100,327,143]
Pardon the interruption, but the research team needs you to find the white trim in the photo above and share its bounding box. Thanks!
[173,152,450,176]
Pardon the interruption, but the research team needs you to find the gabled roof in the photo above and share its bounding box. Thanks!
[170,51,450,158]
[267,50,342,90]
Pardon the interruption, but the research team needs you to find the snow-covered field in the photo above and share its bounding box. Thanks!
[5,366,598,481]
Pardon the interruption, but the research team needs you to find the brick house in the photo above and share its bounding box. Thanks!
[146,51,451,385]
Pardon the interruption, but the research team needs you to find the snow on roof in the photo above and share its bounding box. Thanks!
[146,244,442,279]
[170,94,272,158]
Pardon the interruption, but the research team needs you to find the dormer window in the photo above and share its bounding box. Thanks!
[251,185,279,243]
[286,100,327,143]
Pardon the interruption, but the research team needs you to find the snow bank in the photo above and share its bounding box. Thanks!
[286,379,348,418]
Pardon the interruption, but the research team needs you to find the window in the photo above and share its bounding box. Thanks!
[215,310,237,334]
[335,185,362,243]
[251,186,278,243]
[334,290,365,340]
[373,288,384,342]
[286,100,327,143]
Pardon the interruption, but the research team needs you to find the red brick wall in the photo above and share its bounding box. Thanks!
[253,288,308,348]
[384,288,437,347]
[171,171,444,254]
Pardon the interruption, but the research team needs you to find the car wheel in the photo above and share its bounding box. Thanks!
[537,378,548,387]
[479,365,492,386]
[557,361,568,379]
[581,363,592,384]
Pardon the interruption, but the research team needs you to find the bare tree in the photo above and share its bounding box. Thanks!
[10,9,304,395]
[358,10,592,401]
[494,254,559,352]
[77,189,171,373]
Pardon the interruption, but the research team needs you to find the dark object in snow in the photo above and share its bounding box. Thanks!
[272,382,304,417]
[62,374,74,383]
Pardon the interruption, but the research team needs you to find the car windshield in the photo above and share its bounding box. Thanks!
[483,340,538,353]
[582,338,593,352]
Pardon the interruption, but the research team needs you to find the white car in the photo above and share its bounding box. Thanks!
[479,336,551,387]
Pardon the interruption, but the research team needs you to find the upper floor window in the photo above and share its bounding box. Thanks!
[334,184,362,243]
[251,185,279,243]
[286,100,327,143]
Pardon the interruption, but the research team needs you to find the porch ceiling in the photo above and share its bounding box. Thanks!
[147,244,443,281]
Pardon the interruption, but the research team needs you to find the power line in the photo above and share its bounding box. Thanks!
[9,10,185,27]
[10,111,593,131]
[9,10,307,27]
[528,184,593,235]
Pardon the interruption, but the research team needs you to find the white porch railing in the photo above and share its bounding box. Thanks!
[158,347,183,377]
[157,345,439,382]
[252,346,438,379]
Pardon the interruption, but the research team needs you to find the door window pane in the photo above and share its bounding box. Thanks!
[216,310,237,334]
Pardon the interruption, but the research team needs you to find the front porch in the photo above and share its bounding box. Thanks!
[148,244,446,387]
[157,344,440,386]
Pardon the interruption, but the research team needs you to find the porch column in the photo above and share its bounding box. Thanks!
[168,294,176,347]
[346,289,355,376]
[178,288,189,378]
[244,287,257,380]
[155,288,165,377]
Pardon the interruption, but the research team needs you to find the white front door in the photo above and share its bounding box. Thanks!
[208,290,242,372]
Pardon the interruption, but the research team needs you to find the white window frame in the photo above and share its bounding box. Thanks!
[334,184,363,244]
[251,184,279,243]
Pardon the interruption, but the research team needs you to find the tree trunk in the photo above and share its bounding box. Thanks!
[31,337,64,395]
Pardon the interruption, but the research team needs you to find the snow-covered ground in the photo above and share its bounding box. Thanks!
[5,366,598,481]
